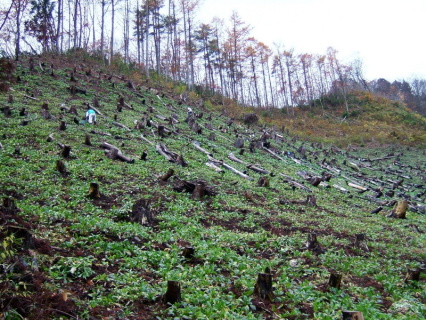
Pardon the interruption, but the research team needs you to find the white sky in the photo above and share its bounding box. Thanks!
[197,0,426,81]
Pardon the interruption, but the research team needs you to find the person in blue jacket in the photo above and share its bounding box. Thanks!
[86,106,96,124]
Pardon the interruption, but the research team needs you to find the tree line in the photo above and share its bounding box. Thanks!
[0,0,425,114]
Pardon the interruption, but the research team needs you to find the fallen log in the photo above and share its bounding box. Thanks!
[228,152,246,164]
[156,143,188,166]
[347,182,368,192]
[279,173,312,193]
[247,164,269,175]
[140,134,154,146]
[208,156,253,181]
[100,141,135,163]
[205,161,223,172]
[193,141,213,157]
[112,121,131,132]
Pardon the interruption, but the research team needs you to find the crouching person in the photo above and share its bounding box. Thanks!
[86,106,96,124]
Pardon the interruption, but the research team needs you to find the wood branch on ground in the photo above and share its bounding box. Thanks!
[100,141,135,163]
[193,141,213,157]
[347,182,368,192]
[247,164,269,175]
[263,147,287,162]
[333,184,349,193]
[90,130,112,137]
[228,152,246,164]
[112,121,131,131]
[279,173,313,193]
[156,143,188,166]
[173,178,217,196]
[208,156,253,181]
[140,134,154,145]
[205,161,223,172]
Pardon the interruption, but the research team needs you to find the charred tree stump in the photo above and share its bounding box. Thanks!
[14,146,21,155]
[404,269,421,283]
[69,105,78,115]
[388,200,408,218]
[306,194,317,207]
[8,94,14,104]
[234,138,244,148]
[208,132,215,141]
[59,121,66,131]
[371,206,383,214]
[163,281,182,305]
[61,145,71,158]
[3,106,11,117]
[253,270,274,301]
[84,134,92,146]
[56,160,68,175]
[158,125,165,138]
[328,272,343,290]
[87,182,100,199]
[191,182,205,200]
[342,311,364,320]
[19,107,26,116]
[182,247,195,259]
[257,176,270,187]
[306,233,324,254]
[355,234,369,251]
[309,176,323,187]
[141,150,147,161]
[159,169,174,182]
[239,148,245,156]
[130,199,153,226]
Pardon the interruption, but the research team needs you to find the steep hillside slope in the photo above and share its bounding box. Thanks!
[0,54,425,319]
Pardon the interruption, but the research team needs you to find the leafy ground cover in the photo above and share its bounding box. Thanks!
[0,54,425,319]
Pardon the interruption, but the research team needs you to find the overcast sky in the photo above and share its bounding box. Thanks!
[197,0,426,81]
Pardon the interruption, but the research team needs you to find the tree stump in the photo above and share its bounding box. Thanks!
[130,199,153,226]
[87,182,100,199]
[163,281,182,305]
[306,233,324,254]
[394,200,408,219]
[191,182,205,200]
[56,160,67,175]
[306,194,317,207]
[3,106,11,117]
[208,132,215,141]
[253,271,274,301]
[158,125,165,138]
[234,138,244,148]
[84,134,92,146]
[342,310,364,320]
[239,148,245,156]
[404,269,421,283]
[328,272,343,289]
[59,121,66,131]
[14,146,21,155]
[355,233,369,251]
[182,247,195,259]
[61,145,71,158]
[8,94,14,104]
[19,107,26,116]
[141,150,147,161]
[257,176,269,187]
[159,169,174,182]
[309,176,322,187]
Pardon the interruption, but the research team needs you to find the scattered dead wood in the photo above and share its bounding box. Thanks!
[173,178,217,197]
[112,121,131,131]
[228,152,246,164]
[156,143,188,166]
[247,164,269,175]
[205,161,223,172]
[404,269,421,283]
[208,156,253,181]
[159,168,174,182]
[193,141,213,157]
[140,134,154,146]
[100,141,134,163]
[279,173,312,193]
